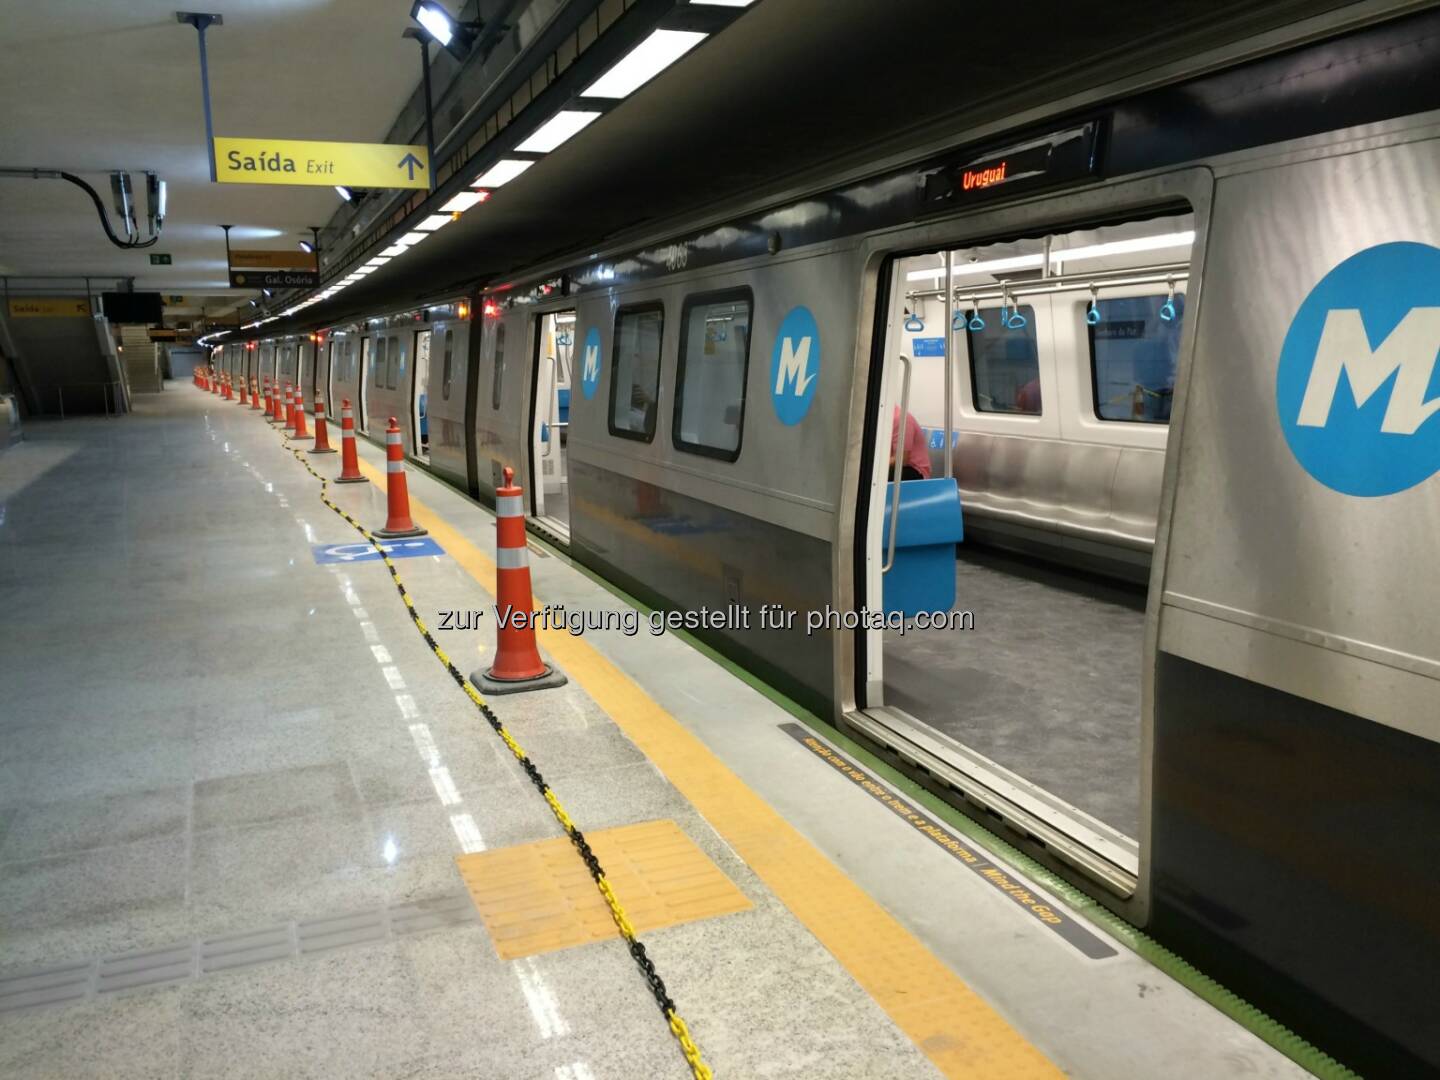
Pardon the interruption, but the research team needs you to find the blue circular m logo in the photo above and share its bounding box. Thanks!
[770,306,820,426]
[579,326,602,400]
[1276,242,1440,496]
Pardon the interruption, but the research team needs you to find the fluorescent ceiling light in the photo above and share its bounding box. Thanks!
[335,185,353,201]
[366,256,392,266]
[441,190,487,213]
[516,110,602,153]
[416,214,451,232]
[1053,231,1195,263]
[582,29,705,99]
[903,231,1195,284]
[691,0,755,5]
[906,254,1044,281]
[355,267,376,276]
[380,244,407,257]
[397,231,428,247]
[472,159,532,188]
[412,1,454,44]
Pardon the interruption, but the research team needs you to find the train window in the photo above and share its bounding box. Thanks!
[491,322,506,410]
[673,289,752,461]
[386,336,401,390]
[1088,294,1185,423]
[966,305,1041,414]
[374,337,386,388]
[441,330,454,401]
[608,304,665,442]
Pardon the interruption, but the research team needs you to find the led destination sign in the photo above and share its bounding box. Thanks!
[923,120,1103,211]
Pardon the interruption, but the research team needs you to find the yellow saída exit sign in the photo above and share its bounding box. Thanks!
[8,298,92,318]
[213,137,429,189]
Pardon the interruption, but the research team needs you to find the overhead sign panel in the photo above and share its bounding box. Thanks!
[229,250,318,271]
[8,298,91,318]
[921,121,1103,213]
[213,137,429,189]
[229,269,320,289]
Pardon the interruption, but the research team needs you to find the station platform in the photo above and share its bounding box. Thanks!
[0,386,1309,1079]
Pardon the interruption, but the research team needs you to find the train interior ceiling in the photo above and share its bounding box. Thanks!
[869,211,1195,857]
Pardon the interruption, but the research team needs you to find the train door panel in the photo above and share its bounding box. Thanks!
[358,336,371,434]
[299,342,313,408]
[427,323,466,487]
[528,310,574,532]
[412,328,431,458]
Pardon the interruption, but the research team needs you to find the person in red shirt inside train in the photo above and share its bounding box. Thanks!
[889,406,932,481]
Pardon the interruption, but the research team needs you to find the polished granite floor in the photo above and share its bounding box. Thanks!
[0,387,1314,1080]
[0,389,934,1080]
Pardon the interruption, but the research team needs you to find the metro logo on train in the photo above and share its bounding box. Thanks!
[770,305,820,425]
[1276,241,1440,496]
[580,327,602,399]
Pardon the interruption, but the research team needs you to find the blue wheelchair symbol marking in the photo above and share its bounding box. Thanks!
[312,537,445,564]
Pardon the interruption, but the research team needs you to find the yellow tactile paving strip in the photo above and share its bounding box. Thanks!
[355,458,1062,1079]
[456,819,752,960]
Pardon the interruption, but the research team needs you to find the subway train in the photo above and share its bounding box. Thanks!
[220,7,1440,1076]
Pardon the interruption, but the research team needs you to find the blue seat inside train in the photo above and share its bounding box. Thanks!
[882,479,964,617]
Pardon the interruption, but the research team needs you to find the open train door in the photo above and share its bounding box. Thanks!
[527,308,575,539]
[844,173,1212,918]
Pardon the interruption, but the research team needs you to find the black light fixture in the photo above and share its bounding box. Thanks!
[409,1,480,60]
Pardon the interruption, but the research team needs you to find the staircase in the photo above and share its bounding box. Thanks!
[118,326,162,392]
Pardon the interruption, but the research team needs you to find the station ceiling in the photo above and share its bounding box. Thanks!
[278,0,1372,332]
[0,0,1375,329]
[0,0,422,317]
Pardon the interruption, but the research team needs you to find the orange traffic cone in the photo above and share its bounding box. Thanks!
[268,380,285,424]
[211,368,219,395]
[250,377,263,410]
[237,378,248,406]
[293,388,309,439]
[373,417,427,539]
[334,399,366,483]
[285,385,298,433]
[470,466,566,694]
[308,396,336,454]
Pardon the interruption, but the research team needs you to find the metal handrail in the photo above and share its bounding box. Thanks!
[883,354,911,574]
[55,380,124,419]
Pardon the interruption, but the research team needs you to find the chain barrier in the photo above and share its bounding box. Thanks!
[280,434,714,1080]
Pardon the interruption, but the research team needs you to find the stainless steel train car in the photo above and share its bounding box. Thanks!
[245,8,1440,1074]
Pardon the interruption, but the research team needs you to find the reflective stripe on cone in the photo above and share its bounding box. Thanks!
[308,397,336,453]
[372,417,426,538]
[471,465,566,693]
[334,399,366,482]
[293,388,309,439]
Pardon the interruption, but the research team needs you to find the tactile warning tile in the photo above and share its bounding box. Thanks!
[455,819,752,960]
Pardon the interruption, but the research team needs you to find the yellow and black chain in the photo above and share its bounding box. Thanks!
[280,435,713,1080]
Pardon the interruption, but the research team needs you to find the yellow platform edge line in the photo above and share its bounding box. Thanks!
[351,458,1061,1079]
